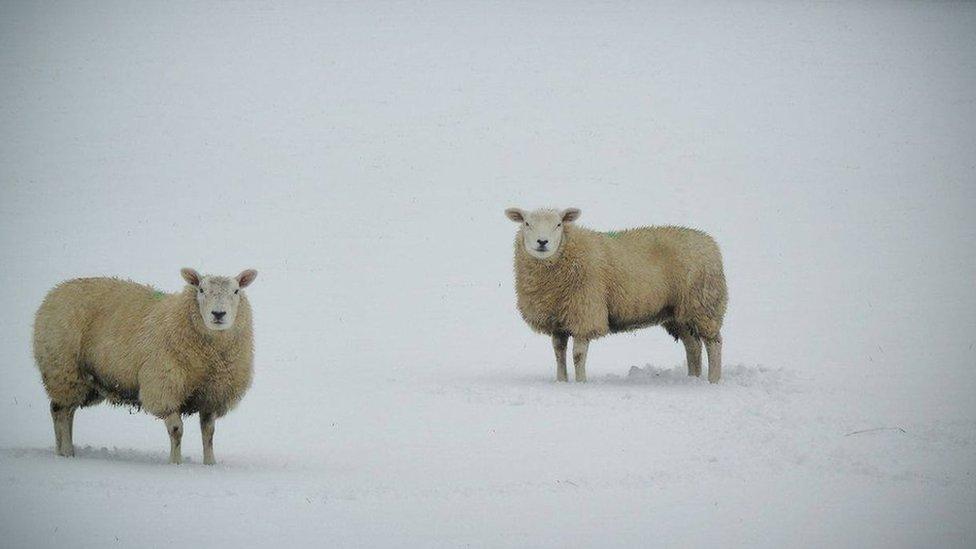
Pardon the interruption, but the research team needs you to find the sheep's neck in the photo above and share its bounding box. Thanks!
[516,229,589,297]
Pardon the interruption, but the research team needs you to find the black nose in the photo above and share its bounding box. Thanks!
[212,311,226,320]
[537,239,548,247]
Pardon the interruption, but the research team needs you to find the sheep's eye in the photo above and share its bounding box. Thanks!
[198,288,204,294]
[234,289,239,294]
[556,223,561,227]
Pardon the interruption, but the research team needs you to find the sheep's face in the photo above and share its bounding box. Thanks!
[505,207,582,260]
[181,268,258,331]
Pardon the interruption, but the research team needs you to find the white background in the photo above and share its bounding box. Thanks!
[1,2,974,547]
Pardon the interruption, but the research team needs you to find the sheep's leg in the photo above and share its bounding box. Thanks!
[164,412,183,464]
[50,402,76,457]
[200,412,216,465]
[573,337,590,383]
[67,406,75,443]
[704,334,722,383]
[681,333,703,377]
[552,332,569,382]
[50,403,64,455]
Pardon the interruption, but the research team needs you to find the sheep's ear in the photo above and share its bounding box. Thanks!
[181,268,201,287]
[505,208,525,223]
[236,269,258,288]
[561,208,581,223]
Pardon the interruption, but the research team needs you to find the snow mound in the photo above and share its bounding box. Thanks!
[607,363,797,391]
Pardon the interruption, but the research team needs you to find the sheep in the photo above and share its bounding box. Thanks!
[505,207,727,383]
[32,268,258,464]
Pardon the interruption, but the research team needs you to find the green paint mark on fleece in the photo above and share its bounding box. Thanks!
[152,291,166,300]
[604,231,622,239]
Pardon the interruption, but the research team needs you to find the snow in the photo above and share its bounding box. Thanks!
[1,1,975,547]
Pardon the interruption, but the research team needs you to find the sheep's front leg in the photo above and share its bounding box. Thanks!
[552,332,569,382]
[572,337,590,382]
[200,412,216,465]
[164,412,183,464]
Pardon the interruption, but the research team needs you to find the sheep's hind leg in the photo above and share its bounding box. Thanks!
[665,322,702,378]
[200,412,216,465]
[552,332,569,382]
[41,357,94,457]
[704,333,722,384]
[681,332,703,377]
[164,413,183,464]
[573,337,590,383]
[50,402,77,457]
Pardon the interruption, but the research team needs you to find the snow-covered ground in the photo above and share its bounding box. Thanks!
[1,2,974,547]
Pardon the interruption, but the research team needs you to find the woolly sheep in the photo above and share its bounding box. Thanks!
[505,207,727,383]
[32,268,258,464]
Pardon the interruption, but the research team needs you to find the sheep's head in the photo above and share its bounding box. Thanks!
[180,268,258,331]
[505,207,581,260]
